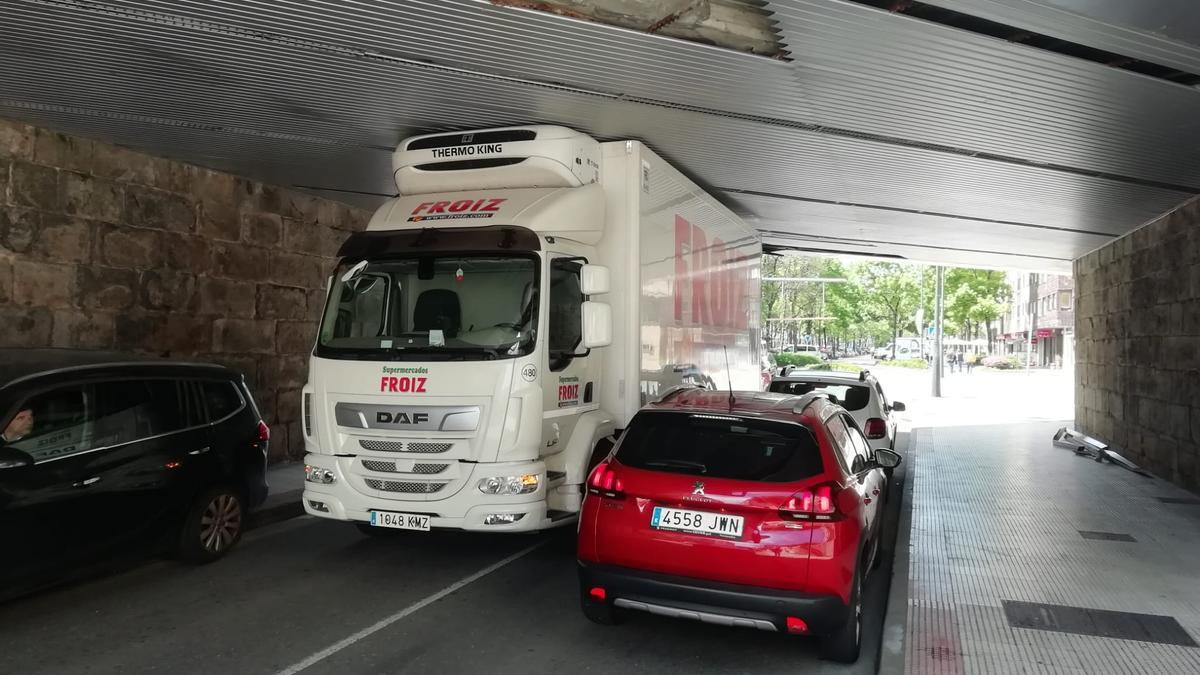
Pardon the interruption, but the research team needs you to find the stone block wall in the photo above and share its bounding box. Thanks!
[0,119,370,460]
[1074,196,1200,493]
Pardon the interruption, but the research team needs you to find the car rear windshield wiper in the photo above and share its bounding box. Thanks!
[644,460,708,474]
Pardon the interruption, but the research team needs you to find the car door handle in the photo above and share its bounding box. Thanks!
[73,476,100,487]
[188,447,211,456]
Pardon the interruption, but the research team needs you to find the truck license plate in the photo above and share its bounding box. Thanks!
[651,507,744,539]
[369,511,431,531]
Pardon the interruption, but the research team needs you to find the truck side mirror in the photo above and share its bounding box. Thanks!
[580,264,610,295]
[581,301,612,348]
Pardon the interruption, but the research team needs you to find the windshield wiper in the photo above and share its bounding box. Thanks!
[644,460,708,474]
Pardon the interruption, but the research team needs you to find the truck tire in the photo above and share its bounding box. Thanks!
[819,565,863,663]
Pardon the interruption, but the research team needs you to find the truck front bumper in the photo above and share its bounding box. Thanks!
[301,453,552,532]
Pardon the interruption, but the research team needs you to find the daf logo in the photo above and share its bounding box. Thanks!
[375,411,430,425]
[460,133,474,144]
[692,481,705,496]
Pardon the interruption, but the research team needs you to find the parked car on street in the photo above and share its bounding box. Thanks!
[577,388,901,662]
[0,350,270,600]
[782,344,825,360]
[769,369,904,456]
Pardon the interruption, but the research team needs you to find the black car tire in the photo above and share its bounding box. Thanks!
[580,594,624,626]
[178,485,244,564]
[820,565,863,663]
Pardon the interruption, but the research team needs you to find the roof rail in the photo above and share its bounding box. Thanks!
[858,369,870,382]
[791,391,832,414]
[652,384,703,404]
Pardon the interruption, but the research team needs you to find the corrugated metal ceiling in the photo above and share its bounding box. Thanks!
[2,0,1198,272]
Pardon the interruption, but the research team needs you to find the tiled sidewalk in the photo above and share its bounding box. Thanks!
[904,420,1200,674]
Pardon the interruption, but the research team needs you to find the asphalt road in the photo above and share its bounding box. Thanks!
[0,446,909,675]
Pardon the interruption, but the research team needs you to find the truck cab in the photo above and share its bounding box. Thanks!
[300,125,762,534]
[301,126,616,532]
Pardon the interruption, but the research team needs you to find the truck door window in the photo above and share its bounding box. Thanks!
[548,258,583,372]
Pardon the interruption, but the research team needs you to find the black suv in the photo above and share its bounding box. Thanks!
[0,350,269,599]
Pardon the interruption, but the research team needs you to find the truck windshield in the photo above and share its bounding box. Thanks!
[316,254,538,361]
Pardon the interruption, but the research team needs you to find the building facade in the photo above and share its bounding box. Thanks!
[997,272,1075,367]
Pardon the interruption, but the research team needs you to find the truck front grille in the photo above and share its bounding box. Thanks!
[360,440,404,453]
[358,440,453,454]
[407,442,452,453]
[361,460,450,475]
[411,463,450,474]
[364,479,447,494]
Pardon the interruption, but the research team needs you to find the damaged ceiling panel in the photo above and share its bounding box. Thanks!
[1,0,1198,272]
[496,0,789,57]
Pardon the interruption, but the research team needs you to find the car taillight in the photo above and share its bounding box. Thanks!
[256,421,270,442]
[587,462,625,498]
[864,418,887,440]
[780,483,842,521]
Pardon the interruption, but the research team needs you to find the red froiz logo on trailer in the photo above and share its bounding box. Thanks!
[407,198,507,222]
[673,215,750,329]
[379,376,428,393]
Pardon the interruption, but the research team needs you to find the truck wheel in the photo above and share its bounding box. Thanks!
[581,594,624,626]
[178,485,244,564]
[820,566,863,663]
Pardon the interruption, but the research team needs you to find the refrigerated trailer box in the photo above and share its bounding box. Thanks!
[301,125,762,532]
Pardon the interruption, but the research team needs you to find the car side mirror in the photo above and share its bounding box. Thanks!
[0,446,34,470]
[890,401,906,412]
[874,449,902,469]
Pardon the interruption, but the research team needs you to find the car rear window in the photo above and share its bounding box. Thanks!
[768,381,870,411]
[615,412,822,482]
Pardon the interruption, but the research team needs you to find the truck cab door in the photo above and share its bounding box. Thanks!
[541,254,597,458]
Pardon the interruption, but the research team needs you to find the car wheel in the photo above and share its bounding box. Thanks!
[178,485,244,564]
[580,593,624,626]
[820,565,863,663]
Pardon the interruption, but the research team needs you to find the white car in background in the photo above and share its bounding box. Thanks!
[782,344,825,360]
[768,369,905,455]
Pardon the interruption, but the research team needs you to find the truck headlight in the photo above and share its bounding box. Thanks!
[477,474,540,495]
[305,465,337,485]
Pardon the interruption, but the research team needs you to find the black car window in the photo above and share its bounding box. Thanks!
[6,385,94,462]
[615,412,822,482]
[768,381,871,412]
[202,381,243,421]
[844,415,873,472]
[93,380,189,446]
[823,414,856,473]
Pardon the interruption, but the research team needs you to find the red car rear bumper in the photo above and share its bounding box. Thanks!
[578,562,850,635]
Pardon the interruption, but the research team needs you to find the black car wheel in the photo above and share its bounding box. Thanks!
[820,566,863,663]
[178,485,244,563]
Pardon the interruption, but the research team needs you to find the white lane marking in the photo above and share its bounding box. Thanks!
[274,540,546,675]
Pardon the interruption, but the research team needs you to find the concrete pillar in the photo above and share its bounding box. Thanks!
[1074,195,1200,492]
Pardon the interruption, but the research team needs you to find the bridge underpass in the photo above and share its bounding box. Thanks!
[1,1,1198,673]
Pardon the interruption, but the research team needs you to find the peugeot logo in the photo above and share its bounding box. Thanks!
[461,133,474,144]
[692,481,705,496]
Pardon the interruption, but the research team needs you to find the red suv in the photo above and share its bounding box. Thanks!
[577,389,901,662]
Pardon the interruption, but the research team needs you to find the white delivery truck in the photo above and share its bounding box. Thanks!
[301,126,762,533]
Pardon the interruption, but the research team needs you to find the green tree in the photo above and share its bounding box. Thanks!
[859,262,921,359]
